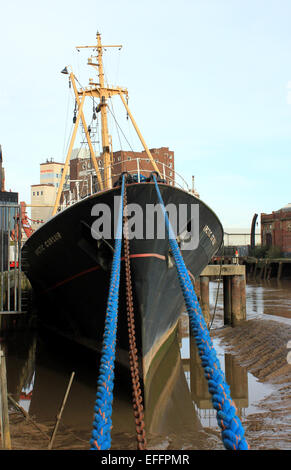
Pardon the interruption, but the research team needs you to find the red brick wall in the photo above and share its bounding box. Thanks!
[61,147,175,204]
[261,210,291,255]
[111,147,174,185]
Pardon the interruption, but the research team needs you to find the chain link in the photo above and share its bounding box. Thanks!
[123,183,147,450]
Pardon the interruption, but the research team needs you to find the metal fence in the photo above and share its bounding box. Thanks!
[0,204,23,314]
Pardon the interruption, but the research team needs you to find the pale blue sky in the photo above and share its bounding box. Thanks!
[0,0,290,229]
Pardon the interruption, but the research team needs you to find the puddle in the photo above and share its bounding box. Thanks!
[180,335,275,430]
[209,279,291,324]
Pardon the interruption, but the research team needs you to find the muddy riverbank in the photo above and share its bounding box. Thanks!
[6,316,291,451]
[4,279,291,451]
[212,318,291,450]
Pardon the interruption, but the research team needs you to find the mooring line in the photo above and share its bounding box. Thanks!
[152,174,249,451]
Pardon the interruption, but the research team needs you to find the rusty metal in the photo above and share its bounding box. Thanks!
[123,183,147,450]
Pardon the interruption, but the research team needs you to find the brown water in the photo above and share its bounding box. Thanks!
[4,279,291,450]
[209,279,291,326]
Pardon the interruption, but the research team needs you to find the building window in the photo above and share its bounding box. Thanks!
[33,192,35,196]
[41,191,43,195]
[128,157,131,160]
[37,192,39,196]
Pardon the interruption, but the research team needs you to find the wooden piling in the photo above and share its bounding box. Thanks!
[239,275,246,321]
[200,265,246,327]
[223,276,232,325]
[0,350,11,449]
[231,275,242,326]
[253,260,258,279]
[194,279,201,302]
[200,276,210,327]
[277,262,283,281]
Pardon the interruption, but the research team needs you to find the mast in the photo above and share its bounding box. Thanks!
[76,32,161,183]
[96,32,111,190]
[76,32,123,191]
[52,33,161,215]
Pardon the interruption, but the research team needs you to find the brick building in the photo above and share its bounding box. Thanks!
[111,147,174,185]
[261,203,291,257]
[61,146,175,205]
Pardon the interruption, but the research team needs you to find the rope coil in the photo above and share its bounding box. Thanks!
[152,175,249,451]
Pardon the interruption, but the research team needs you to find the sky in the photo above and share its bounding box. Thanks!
[0,0,291,230]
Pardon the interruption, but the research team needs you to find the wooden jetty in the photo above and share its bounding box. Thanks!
[195,264,246,327]
[212,255,291,281]
[245,257,291,281]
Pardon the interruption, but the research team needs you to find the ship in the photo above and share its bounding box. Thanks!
[22,33,223,388]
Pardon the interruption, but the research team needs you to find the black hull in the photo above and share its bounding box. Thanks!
[22,182,223,383]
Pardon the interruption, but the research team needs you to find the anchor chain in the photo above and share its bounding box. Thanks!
[123,183,147,450]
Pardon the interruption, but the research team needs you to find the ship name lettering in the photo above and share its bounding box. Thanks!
[34,232,62,256]
[203,225,217,246]
[44,232,62,248]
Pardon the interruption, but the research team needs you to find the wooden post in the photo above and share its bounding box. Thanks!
[264,261,268,280]
[48,371,75,450]
[0,350,11,449]
[223,276,232,325]
[239,275,246,321]
[200,276,210,327]
[277,262,283,281]
[224,354,248,409]
[231,275,241,326]
[189,334,211,407]
[253,259,258,279]
[194,279,201,302]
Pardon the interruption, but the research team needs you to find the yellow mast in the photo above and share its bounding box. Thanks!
[75,32,161,182]
[96,32,111,190]
[70,72,103,191]
[52,33,161,215]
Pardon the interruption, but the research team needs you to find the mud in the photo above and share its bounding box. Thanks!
[7,317,291,451]
[212,318,291,450]
[5,280,291,451]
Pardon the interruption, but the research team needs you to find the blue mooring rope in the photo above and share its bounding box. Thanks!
[153,175,249,450]
[90,175,125,450]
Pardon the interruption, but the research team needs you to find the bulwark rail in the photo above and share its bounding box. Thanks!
[0,204,23,314]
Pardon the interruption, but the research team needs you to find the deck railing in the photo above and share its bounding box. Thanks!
[0,204,23,314]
